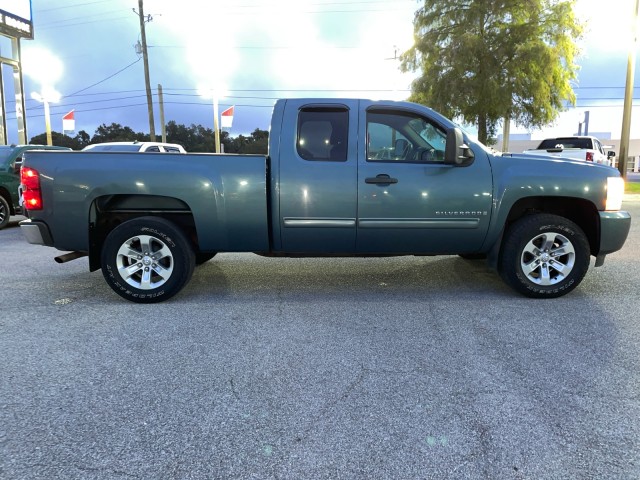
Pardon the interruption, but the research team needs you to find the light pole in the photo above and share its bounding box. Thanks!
[21,48,63,145]
[31,88,61,146]
[199,86,225,153]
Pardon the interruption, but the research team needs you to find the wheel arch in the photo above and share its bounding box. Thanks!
[495,196,600,256]
[87,194,200,271]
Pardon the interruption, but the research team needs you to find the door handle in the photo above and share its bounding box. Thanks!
[365,174,398,185]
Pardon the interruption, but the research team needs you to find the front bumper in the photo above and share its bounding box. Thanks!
[599,210,631,255]
[20,219,54,246]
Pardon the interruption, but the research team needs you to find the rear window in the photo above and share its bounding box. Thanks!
[297,107,349,161]
[537,138,593,150]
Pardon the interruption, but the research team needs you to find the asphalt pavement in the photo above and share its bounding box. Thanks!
[1,199,639,479]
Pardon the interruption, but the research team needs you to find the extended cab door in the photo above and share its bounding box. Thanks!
[356,103,493,254]
[276,99,359,253]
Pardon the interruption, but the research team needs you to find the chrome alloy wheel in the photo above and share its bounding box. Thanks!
[115,235,174,290]
[520,232,576,286]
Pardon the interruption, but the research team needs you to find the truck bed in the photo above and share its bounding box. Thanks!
[22,150,271,253]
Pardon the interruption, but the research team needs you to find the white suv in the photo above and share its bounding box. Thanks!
[82,141,186,153]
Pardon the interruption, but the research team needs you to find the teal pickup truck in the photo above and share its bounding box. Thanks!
[0,145,71,229]
[18,99,631,302]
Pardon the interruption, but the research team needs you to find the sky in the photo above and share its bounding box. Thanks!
[1,0,639,147]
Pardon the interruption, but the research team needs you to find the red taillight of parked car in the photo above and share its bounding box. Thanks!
[21,167,43,210]
[586,151,594,162]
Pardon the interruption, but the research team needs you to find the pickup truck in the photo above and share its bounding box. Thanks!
[0,144,71,229]
[18,98,631,302]
[522,136,616,166]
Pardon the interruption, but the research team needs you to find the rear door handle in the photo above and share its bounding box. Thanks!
[365,174,398,185]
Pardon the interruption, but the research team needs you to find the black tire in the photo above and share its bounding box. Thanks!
[101,217,195,303]
[0,195,10,230]
[195,252,217,265]
[498,214,590,298]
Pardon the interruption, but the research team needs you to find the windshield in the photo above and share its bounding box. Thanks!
[0,147,15,164]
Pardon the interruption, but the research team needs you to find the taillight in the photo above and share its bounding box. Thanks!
[586,151,594,162]
[21,167,43,210]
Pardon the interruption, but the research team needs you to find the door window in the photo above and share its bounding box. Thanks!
[367,109,447,163]
[297,107,349,161]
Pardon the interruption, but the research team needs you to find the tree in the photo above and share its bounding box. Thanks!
[401,0,582,144]
[29,130,92,150]
[91,123,147,143]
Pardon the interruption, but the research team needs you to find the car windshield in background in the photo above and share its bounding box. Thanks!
[84,145,142,152]
[0,147,15,162]
[537,138,593,149]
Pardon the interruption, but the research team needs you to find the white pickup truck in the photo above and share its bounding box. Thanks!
[522,136,616,167]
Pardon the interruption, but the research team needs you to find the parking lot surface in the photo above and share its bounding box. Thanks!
[1,199,639,479]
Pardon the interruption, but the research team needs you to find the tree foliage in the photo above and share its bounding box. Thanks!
[401,0,582,144]
[29,123,270,154]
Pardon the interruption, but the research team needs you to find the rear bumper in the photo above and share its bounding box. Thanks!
[599,211,631,255]
[20,219,54,246]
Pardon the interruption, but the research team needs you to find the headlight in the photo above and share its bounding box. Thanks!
[606,177,624,211]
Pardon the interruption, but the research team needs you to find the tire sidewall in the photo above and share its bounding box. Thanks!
[500,215,590,298]
[101,217,195,303]
[0,195,10,229]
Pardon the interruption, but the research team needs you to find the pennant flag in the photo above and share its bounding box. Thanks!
[221,106,234,129]
[62,110,75,132]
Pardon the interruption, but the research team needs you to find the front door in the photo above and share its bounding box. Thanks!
[356,104,493,254]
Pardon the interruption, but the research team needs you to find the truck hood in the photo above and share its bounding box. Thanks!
[499,152,618,174]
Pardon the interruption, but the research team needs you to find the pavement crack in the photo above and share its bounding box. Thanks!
[229,377,241,401]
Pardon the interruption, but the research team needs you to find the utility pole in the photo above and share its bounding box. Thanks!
[158,84,166,143]
[619,0,639,179]
[135,0,156,141]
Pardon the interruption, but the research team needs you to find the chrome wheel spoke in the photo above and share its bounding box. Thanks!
[139,237,153,256]
[539,263,552,285]
[522,260,539,276]
[551,244,574,258]
[153,263,172,281]
[541,234,556,252]
[140,268,153,289]
[122,263,142,278]
[549,259,569,276]
[155,244,173,261]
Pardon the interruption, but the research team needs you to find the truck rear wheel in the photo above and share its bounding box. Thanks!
[498,214,590,298]
[101,217,195,303]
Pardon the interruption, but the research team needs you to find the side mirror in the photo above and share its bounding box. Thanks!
[445,127,474,165]
[13,160,22,174]
[607,151,616,159]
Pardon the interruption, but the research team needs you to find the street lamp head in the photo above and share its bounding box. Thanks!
[198,84,228,99]
[22,47,64,86]
[31,86,61,104]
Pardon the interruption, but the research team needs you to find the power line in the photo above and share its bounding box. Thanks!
[39,0,113,12]
[64,58,142,98]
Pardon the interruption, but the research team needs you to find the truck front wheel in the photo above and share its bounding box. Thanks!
[101,217,195,303]
[498,214,590,298]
